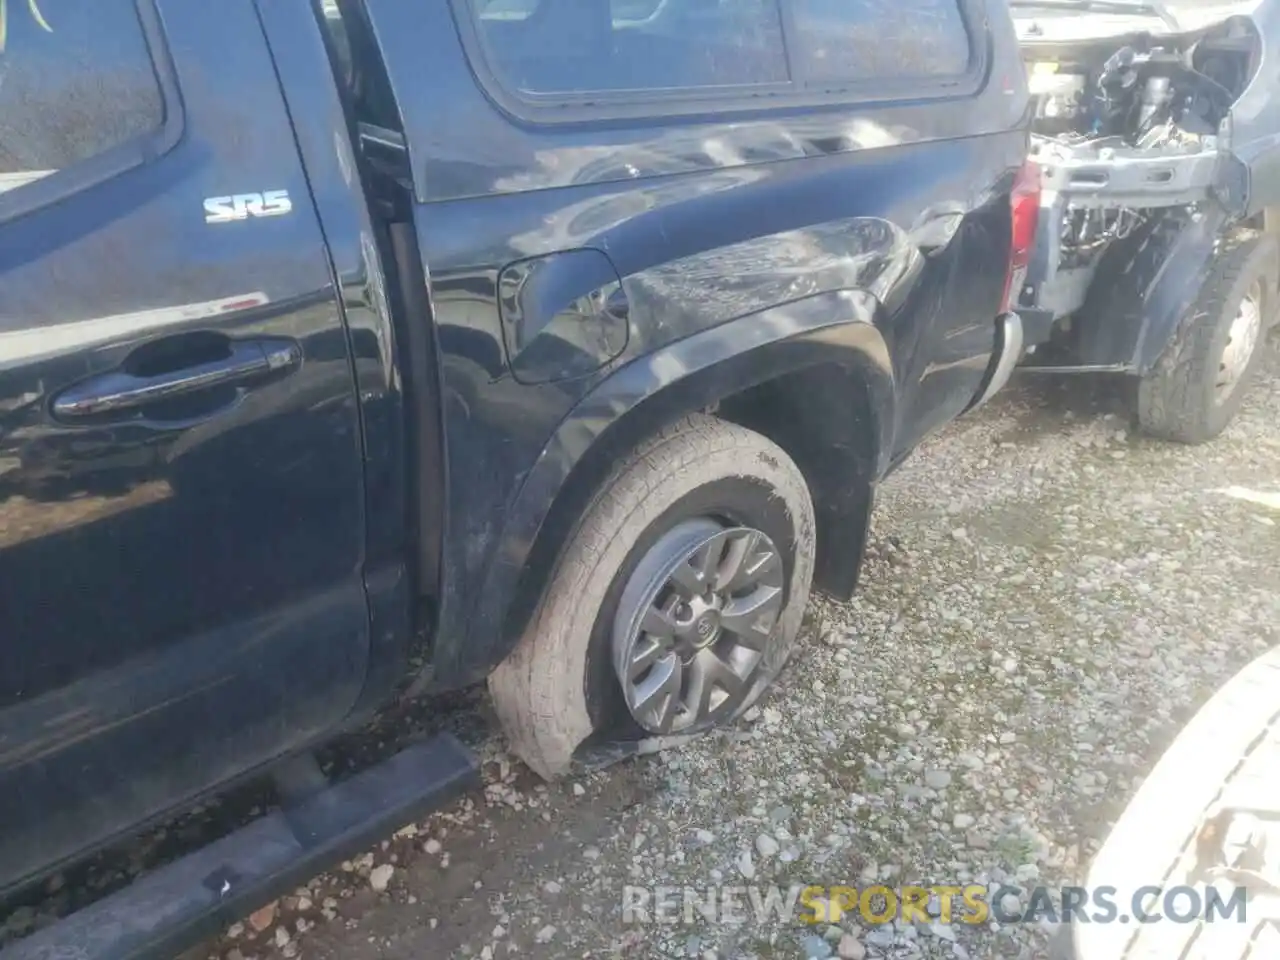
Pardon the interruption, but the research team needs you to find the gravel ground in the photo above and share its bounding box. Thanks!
[15,350,1280,960]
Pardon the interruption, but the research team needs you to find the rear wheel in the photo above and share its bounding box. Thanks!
[1137,230,1276,444]
[488,414,816,780]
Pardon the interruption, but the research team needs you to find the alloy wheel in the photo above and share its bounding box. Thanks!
[611,519,785,734]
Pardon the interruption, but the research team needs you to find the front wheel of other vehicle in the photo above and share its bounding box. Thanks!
[1137,230,1277,444]
[488,414,816,780]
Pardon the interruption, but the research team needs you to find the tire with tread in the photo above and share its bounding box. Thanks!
[1137,229,1277,444]
[488,414,816,780]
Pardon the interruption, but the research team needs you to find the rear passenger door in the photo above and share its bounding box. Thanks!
[0,0,369,894]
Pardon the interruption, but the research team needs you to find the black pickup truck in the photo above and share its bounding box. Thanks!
[0,0,1030,955]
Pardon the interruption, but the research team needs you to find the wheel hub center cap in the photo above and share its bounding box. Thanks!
[693,610,721,646]
[676,593,723,654]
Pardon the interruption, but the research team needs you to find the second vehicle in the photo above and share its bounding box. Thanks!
[1014,0,1280,442]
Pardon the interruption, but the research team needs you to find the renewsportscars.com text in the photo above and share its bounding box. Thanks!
[621,883,1249,926]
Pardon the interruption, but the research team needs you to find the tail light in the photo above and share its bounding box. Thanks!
[1001,159,1041,314]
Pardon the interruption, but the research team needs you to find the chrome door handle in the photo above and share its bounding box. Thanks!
[52,337,300,420]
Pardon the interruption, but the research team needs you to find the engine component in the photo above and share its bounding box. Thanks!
[1014,1,1265,338]
[1028,64,1088,136]
[1060,205,1144,267]
[1138,75,1172,131]
[1018,24,1255,324]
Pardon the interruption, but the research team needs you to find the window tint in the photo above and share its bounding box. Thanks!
[0,0,164,195]
[466,0,789,98]
[791,0,970,82]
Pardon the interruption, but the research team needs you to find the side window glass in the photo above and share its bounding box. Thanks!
[0,0,164,196]
[789,0,971,83]
[465,0,789,98]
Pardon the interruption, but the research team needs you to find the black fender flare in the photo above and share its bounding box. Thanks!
[438,289,896,684]
[1133,206,1235,375]
[1130,208,1280,374]
[1070,206,1235,374]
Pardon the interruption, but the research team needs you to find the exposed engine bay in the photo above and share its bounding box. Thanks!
[1021,11,1263,320]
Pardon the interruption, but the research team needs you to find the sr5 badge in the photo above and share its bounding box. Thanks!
[204,190,293,224]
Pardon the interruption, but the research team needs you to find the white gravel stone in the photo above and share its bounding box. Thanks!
[924,769,951,790]
[864,927,897,949]
[368,864,394,893]
[755,834,780,858]
[930,922,957,943]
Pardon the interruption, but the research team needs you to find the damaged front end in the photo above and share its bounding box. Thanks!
[1014,0,1279,371]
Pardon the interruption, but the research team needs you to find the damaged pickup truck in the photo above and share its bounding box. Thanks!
[1014,0,1280,442]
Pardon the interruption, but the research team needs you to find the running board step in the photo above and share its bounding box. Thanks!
[3,735,478,960]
